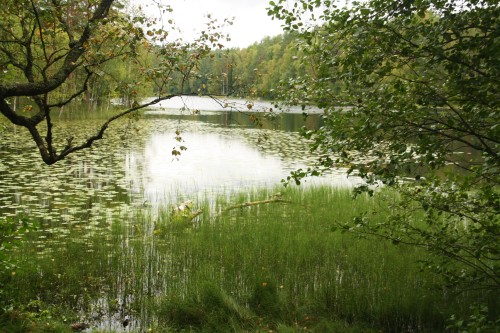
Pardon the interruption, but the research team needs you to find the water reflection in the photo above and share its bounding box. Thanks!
[145,95,321,114]
[0,100,356,223]
[127,131,292,202]
[125,115,360,205]
[144,95,324,132]
[0,100,360,331]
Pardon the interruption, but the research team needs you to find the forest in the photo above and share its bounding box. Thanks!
[28,32,309,104]
[188,34,307,99]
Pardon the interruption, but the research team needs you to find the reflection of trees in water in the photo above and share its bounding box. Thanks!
[0,113,331,230]
[223,111,323,132]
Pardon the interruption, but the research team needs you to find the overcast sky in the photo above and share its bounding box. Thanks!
[136,0,285,48]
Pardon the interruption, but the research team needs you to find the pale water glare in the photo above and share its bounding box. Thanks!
[126,131,286,202]
[123,115,361,205]
[145,95,321,114]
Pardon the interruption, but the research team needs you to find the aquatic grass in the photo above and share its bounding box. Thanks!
[156,282,255,332]
[1,186,486,332]
[148,186,452,331]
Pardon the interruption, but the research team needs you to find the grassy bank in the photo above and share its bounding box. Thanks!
[0,186,490,332]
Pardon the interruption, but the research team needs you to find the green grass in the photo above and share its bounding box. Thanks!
[0,186,488,332]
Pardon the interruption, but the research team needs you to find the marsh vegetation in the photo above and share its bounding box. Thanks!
[0,102,495,332]
[1,185,488,333]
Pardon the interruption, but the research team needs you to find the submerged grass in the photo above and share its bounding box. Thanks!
[0,186,488,332]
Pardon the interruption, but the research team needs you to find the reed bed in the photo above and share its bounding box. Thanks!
[0,186,483,332]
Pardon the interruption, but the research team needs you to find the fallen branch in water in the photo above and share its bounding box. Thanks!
[221,195,292,214]
[171,200,204,223]
[171,194,292,224]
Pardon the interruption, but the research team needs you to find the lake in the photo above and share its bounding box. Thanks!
[0,97,486,332]
[0,96,359,224]
[0,97,385,332]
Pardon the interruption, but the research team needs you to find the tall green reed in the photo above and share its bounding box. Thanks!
[2,186,480,332]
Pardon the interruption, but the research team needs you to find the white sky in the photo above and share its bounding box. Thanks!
[135,0,285,48]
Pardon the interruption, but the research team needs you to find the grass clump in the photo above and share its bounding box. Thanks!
[0,301,75,333]
[156,283,253,332]
[249,280,283,319]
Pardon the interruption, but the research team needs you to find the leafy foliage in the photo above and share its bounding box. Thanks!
[0,0,228,165]
[269,0,499,315]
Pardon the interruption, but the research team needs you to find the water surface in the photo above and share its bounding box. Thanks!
[0,97,358,224]
[0,97,361,331]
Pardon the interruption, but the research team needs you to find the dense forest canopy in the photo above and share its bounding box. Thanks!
[187,33,308,99]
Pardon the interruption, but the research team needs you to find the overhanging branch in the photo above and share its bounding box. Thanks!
[0,0,114,98]
[54,95,178,163]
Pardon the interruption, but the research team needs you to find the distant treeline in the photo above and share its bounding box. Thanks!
[154,33,308,100]
[10,33,306,107]
[190,33,308,99]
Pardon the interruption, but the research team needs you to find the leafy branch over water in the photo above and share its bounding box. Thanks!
[269,0,500,325]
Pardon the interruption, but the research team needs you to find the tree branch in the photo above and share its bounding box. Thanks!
[55,95,178,163]
[0,0,114,98]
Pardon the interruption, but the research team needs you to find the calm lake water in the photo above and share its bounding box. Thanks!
[0,96,363,331]
[0,96,359,224]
